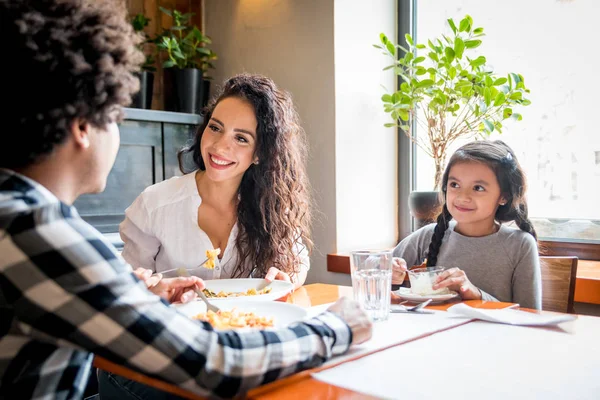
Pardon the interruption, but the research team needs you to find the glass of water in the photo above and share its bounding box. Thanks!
[350,250,392,321]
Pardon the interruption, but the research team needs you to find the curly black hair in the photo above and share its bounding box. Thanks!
[178,74,313,279]
[0,0,143,169]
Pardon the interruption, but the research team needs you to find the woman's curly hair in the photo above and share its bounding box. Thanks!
[178,74,313,279]
[0,0,143,169]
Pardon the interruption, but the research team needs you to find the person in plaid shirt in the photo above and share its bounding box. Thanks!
[0,1,372,399]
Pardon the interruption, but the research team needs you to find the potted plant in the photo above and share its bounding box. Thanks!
[157,7,214,114]
[130,13,156,109]
[199,49,218,108]
[376,15,531,228]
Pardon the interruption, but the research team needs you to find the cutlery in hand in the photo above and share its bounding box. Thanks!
[176,267,220,313]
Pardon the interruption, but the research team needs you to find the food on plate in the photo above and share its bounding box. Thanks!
[192,309,274,329]
[204,248,221,269]
[408,267,450,295]
[202,286,273,298]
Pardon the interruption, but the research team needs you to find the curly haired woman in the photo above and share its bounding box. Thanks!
[120,73,313,289]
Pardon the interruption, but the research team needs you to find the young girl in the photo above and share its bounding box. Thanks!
[119,73,313,289]
[393,140,541,309]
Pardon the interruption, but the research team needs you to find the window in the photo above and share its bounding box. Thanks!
[412,0,600,242]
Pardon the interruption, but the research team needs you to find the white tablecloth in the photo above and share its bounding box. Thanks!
[313,315,600,399]
[308,303,473,367]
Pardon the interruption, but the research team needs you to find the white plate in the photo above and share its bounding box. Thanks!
[393,287,459,304]
[202,278,293,302]
[174,299,308,329]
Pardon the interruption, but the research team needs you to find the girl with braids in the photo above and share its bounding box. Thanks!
[392,140,542,309]
[119,73,313,289]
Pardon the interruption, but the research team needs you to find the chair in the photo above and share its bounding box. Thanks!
[539,256,578,314]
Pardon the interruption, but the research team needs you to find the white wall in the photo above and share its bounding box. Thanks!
[205,0,397,285]
[334,0,397,254]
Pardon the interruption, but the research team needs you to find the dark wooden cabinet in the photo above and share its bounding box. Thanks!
[73,108,202,247]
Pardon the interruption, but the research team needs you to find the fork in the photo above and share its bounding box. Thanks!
[176,268,221,313]
[158,257,210,277]
[390,298,433,313]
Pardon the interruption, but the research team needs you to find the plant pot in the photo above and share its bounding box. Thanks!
[408,191,442,230]
[130,71,154,109]
[163,68,203,114]
[201,79,211,108]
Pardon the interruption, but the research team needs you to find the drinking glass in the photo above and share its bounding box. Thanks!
[350,250,392,321]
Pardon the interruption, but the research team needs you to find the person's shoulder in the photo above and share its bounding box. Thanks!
[401,223,437,244]
[2,202,122,268]
[498,224,537,249]
[138,172,198,212]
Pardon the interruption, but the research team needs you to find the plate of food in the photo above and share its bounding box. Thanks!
[201,278,294,302]
[174,299,308,330]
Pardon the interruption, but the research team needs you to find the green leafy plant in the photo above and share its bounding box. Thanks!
[156,7,214,70]
[376,15,531,190]
[131,13,156,72]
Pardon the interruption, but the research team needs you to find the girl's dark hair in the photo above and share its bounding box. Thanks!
[0,0,143,169]
[178,73,313,279]
[426,140,537,267]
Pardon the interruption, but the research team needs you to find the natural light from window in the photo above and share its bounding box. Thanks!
[414,0,600,241]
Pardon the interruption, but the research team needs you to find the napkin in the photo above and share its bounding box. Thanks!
[447,303,577,326]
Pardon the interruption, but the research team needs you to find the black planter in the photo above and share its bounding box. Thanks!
[164,68,203,114]
[408,191,443,230]
[201,79,211,108]
[131,71,154,109]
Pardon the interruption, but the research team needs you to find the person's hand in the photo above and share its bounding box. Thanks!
[150,276,205,303]
[432,267,482,300]
[327,297,372,345]
[392,257,407,285]
[264,267,292,283]
[133,267,205,304]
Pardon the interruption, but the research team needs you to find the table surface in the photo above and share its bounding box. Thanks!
[94,283,521,399]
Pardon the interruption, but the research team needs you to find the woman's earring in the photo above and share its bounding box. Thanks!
[254,160,259,165]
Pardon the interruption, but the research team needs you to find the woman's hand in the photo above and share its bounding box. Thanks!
[133,267,205,304]
[432,267,482,300]
[264,267,292,283]
[392,257,407,285]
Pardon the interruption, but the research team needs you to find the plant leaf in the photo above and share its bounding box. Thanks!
[483,119,494,132]
[454,37,465,59]
[464,40,482,49]
[493,77,507,86]
[493,92,506,107]
[444,47,455,63]
[405,33,414,46]
[447,18,458,34]
[484,87,491,107]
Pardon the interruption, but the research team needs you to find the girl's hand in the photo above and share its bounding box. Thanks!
[432,267,482,300]
[392,257,407,285]
[264,267,292,283]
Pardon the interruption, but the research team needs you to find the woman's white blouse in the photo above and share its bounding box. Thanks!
[119,171,310,281]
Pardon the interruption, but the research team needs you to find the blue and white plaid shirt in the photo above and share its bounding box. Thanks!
[0,169,352,399]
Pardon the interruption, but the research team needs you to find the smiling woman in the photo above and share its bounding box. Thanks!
[118,74,313,288]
